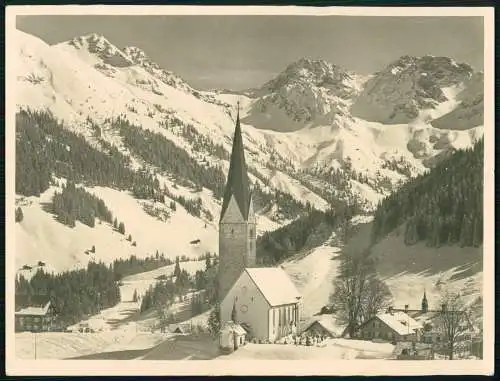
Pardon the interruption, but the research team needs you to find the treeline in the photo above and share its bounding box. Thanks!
[112,252,189,282]
[252,182,313,221]
[371,138,483,247]
[15,109,216,221]
[257,203,360,265]
[158,116,229,161]
[112,117,227,199]
[51,181,113,228]
[15,109,160,198]
[15,262,120,328]
[139,254,218,314]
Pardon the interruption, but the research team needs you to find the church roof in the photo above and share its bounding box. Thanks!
[220,107,252,221]
[245,268,301,307]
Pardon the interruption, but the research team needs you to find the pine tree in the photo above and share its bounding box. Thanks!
[118,222,125,235]
[113,218,118,229]
[174,256,181,278]
[208,303,221,336]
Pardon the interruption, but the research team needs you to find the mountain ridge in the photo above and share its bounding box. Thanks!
[14,28,484,277]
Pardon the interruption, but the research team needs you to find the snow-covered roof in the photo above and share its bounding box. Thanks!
[302,314,344,337]
[15,301,51,316]
[376,311,423,336]
[245,267,301,307]
[221,321,247,336]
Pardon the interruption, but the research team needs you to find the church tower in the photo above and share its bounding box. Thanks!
[421,290,428,313]
[218,104,257,303]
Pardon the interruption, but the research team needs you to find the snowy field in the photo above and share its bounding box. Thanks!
[218,339,395,360]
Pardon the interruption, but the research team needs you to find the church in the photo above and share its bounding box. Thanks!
[217,105,302,343]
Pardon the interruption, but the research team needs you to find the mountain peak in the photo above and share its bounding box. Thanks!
[387,55,474,77]
[65,33,134,68]
[351,55,477,124]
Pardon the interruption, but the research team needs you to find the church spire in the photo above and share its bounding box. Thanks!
[220,101,251,221]
[421,289,428,313]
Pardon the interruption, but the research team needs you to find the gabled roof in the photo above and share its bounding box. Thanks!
[220,108,252,221]
[376,311,423,336]
[221,321,247,336]
[245,267,301,307]
[16,301,52,316]
[302,315,343,337]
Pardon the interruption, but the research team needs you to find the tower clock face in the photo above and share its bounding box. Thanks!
[240,305,248,313]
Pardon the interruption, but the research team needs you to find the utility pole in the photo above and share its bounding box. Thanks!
[34,332,37,360]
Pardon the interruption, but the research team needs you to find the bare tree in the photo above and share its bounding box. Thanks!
[330,252,392,338]
[437,291,472,360]
[359,277,392,323]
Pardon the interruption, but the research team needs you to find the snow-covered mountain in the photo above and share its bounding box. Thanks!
[244,58,363,131]
[13,29,484,274]
[351,55,476,124]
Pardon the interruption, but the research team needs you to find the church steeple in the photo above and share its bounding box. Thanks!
[421,289,428,313]
[220,102,251,221]
[218,101,257,303]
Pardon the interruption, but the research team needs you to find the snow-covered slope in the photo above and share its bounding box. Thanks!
[14,29,484,275]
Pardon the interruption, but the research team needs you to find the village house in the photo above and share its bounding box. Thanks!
[391,292,479,345]
[217,104,303,345]
[353,309,423,342]
[220,267,302,343]
[15,296,56,332]
[301,314,343,339]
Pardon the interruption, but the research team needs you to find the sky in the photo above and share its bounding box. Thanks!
[16,15,484,91]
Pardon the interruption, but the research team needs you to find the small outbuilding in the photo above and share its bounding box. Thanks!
[219,321,247,353]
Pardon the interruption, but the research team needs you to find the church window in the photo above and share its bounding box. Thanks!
[249,227,254,237]
[231,228,234,235]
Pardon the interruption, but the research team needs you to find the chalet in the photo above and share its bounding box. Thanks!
[15,296,56,332]
[353,310,423,342]
[220,267,302,343]
[301,314,343,338]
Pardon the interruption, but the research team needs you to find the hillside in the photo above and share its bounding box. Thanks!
[13,28,484,276]
[345,141,483,312]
